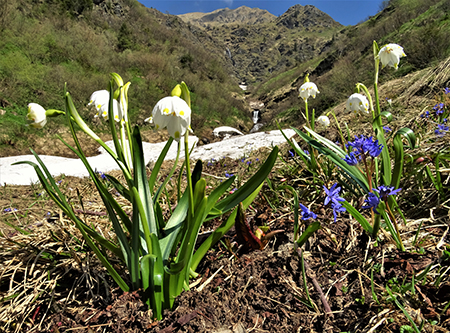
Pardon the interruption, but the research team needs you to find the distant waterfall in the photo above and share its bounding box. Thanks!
[252,110,259,124]
[226,48,232,59]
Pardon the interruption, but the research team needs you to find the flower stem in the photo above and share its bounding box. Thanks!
[305,100,310,127]
[362,155,373,193]
[372,212,381,238]
[154,141,180,204]
[385,200,405,251]
[372,44,382,125]
[184,131,195,217]
[329,110,347,153]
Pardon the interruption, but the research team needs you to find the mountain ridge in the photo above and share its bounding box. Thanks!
[178,6,276,27]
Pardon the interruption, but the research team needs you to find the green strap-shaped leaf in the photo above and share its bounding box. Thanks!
[148,137,174,193]
[392,127,416,189]
[190,182,264,272]
[141,245,164,320]
[296,222,321,248]
[131,126,158,252]
[104,174,131,201]
[214,146,278,214]
[55,133,132,259]
[297,128,370,193]
[277,122,310,167]
[342,201,373,234]
[15,159,129,291]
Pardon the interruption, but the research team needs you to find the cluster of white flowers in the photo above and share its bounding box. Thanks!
[300,43,405,117]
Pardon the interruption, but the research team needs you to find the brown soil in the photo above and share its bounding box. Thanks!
[1,160,449,332]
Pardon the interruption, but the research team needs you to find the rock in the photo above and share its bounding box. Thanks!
[212,126,244,139]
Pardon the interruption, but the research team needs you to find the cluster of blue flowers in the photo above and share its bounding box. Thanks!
[323,183,346,222]
[299,203,317,220]
[362,185,401,214]
[342,135,383,166]
[433,102,445,115]
[435,123,449,137]
[299,183,346,223]
[420,88,449,137]
[4,207,18,213]
[299,183,402,222]
[95,170,108,180]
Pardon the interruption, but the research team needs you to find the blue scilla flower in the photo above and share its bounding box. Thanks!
[343,151,359,166]
[346,134,366,152]
[323,183,346,222]
[225,172,233,178]
[299,203,317,221]
[331,203,346,223]
[343,135,383,165]
[323,183,345,208]
[445,87,450,95]
[383,126,392,133]
[435,124,449,137]
[373,185,401,201]
[420,111,430,118]
[365,138,383,158]
[362,192,381,214]
[347,135,383,158]
[433,103,445,115]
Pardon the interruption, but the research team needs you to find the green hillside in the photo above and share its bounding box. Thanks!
[0,0,249,156]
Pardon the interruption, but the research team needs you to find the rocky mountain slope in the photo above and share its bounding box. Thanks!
[179,5,342,83]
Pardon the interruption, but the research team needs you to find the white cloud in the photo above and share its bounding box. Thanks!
[222,0,233,7]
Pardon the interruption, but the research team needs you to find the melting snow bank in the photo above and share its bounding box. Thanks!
[0,129,295,185]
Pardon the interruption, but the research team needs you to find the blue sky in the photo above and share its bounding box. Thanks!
[138,0,385,26]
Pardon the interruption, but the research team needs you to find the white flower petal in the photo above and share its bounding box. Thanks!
[150,96,192,141]
[99,99,121,122]
[88,90,109,110]
[317,115,330,127]
[299,82,319,102]
[346,93,370,114]
[378,43,406,70]
[27,103,47,128]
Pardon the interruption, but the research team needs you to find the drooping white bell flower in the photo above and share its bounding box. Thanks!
[316,115,330,127]
[147,96,192,141]
[99,99,122,122]
[88,90,110,110]
[299,82,320,102]
[27,103,47,128]
[378,44,406,70]
[346,93,370,114]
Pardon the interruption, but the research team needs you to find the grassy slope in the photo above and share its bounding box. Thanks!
[0,0,251,156]
[251,0,450,129]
